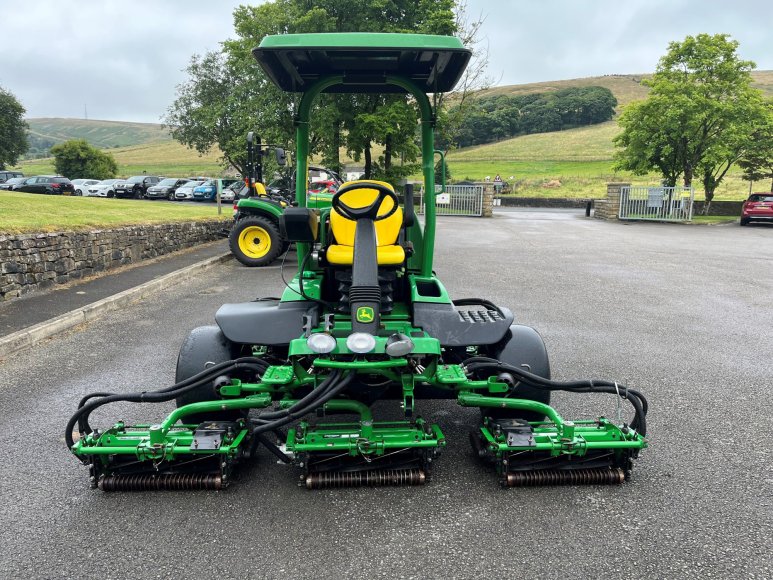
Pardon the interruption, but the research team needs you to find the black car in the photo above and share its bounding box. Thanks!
[16,175,75,195]
[114,175,161,199]
[144,177,189,200]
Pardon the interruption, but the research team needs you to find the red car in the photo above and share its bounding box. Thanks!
[741,192,773,226]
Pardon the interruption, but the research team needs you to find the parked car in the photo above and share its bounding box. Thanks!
[16,175,75,195]
[71,179,100,196]
[145,177,190,201]
[0,177,27,191]
[85,179,121,198]
[114,175,162,199]
[174,180,205,201]
[740,192,773,226]
[0,170,23,183]
[192,178,240,202]
[220,180,244,202]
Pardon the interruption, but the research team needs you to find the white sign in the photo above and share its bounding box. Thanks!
[437,193,451,204]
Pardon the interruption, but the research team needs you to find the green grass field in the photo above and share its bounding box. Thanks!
[27,118,171,149]
[0,191,229,234]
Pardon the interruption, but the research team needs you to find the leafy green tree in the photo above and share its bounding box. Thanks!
[166,0,461,182]
[0,86,29,169]
[615,33,768,203]
[738,100,773,191]
[50,139,118,180]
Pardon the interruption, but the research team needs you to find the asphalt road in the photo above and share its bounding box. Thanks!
[1,210,771,579]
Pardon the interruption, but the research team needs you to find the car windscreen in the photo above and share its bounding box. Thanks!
[201,180,215,187]
[127,176,145,183]
[157,178,178,186]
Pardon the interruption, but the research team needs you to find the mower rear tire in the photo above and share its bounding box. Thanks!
[175,325,243,423]
[483,324,551,422]
[229,216,282,267]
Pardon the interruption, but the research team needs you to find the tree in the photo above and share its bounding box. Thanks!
[165,0,466,182]
[615,33,768,205]
[50,139,118,180]
[0,86,29,169]
[738,100,773,191]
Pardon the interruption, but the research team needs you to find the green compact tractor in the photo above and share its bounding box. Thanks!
[229,133,335,267]
[68,33,647,491]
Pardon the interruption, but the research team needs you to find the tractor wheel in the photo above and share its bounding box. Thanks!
[175,325,243,423]
[482,324,551,422]
[229,216,282,267]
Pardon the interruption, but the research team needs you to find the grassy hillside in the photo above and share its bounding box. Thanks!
[17,141,225,179]
[26,118,172,150]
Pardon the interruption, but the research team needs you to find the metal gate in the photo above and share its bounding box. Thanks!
[619,186,695,222]
[419,184,484,216]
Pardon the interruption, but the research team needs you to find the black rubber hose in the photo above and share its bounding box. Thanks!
[75,358,269,436]
[66,358,269,450]
[251,373,340,423]
[464,357,648,436]
[250,372,354,438]
[251,433,291,463]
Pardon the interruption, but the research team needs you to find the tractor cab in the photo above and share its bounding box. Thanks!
[68,33,647,491]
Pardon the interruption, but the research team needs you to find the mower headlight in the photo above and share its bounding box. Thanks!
[384,333,414,357]
[346,332,376,354]
[306,332,337,354]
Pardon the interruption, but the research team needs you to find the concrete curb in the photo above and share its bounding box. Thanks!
[0,252,233,359]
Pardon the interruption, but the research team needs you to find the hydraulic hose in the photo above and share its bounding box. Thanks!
[463,356,648,436]
[65,357,269,450]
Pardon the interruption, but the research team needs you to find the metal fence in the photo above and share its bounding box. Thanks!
[418,184,484,216]
[619,186,695,222]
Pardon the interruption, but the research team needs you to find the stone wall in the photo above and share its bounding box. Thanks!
[692,200,743,216]
[498,197,593,208]
[0,220,226,301]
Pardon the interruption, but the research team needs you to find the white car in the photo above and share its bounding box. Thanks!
[174,180,205,201]
[71,179,100,196]
[85,179,121,198]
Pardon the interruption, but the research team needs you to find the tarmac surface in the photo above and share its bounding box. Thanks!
[0,209,771,579]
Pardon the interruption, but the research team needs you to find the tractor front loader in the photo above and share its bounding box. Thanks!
[68,33,647,492]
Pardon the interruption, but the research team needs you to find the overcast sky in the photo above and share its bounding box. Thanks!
[2,0,771,123]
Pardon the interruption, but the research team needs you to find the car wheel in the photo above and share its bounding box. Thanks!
[76,189,83,196]
[168,191,176,201]
[740,217,750,226]
[228,216,282,267]
[107,190,114,198]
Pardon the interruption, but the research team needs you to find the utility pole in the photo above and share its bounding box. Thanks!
[84,104,88,120]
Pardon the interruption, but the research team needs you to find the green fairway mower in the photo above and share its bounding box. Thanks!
[68,33,647,491]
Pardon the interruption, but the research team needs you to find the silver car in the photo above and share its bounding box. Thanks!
[85,179,121,198]
[71,179,100,196]
[174,180,205,201]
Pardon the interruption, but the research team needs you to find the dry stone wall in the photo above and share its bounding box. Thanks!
[0,220,225,301]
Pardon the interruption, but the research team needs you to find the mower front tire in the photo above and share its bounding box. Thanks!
[175,325,243,423]
[484,324,551,422]
[229,216,282,267]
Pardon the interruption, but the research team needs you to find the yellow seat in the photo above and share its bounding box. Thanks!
[327,180,405,266]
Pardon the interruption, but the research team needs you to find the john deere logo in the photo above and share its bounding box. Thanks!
[356,307,374,323]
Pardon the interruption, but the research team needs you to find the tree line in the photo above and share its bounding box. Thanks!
[444,86,617,148]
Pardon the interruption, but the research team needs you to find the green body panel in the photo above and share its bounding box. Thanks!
[235,197,285,219]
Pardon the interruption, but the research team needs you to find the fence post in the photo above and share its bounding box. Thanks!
[482,182,494,217]
[594,183,629,220]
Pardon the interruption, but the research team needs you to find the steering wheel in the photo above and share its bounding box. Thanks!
[331,182,400,222]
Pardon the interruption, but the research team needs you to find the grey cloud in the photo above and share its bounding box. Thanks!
[1,0,770,123]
